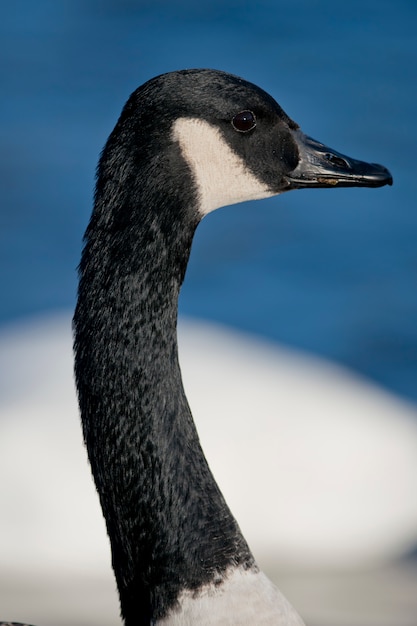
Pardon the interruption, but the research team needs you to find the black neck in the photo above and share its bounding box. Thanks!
[73,155,254,624]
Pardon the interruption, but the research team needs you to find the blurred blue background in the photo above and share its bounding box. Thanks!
[1,0,416,404]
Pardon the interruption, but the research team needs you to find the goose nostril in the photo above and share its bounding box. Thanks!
[324,153,351,169]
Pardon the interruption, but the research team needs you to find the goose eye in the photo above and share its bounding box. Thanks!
[232,110,256,133]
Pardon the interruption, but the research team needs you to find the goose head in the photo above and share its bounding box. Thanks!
[99,68,392,226]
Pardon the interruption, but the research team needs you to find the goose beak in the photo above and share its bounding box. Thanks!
[286,130,393,189]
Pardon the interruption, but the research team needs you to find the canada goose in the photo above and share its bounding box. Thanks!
[1,69,392,626]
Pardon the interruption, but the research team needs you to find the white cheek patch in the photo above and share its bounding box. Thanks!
[172,117,276,216]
